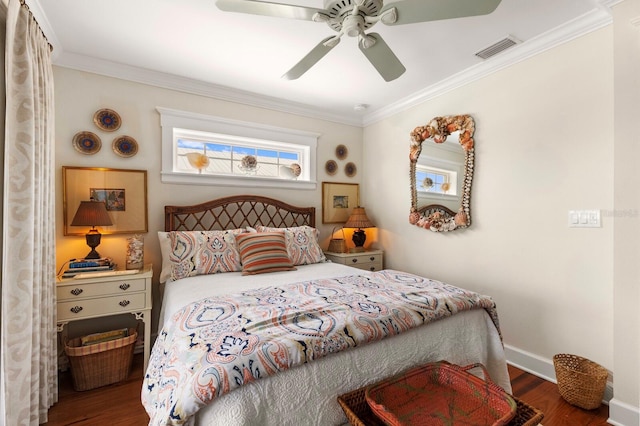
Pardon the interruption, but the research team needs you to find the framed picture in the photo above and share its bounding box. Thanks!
[322,182,359,223]
[63,166,148,236]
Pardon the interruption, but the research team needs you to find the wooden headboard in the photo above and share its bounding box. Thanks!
[164,195,316,231]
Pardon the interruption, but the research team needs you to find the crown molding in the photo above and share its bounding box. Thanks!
[53,52,364,127]
[32,0,612,129]
[362,7,612,126]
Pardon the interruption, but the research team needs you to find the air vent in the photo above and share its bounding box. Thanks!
[475,36,520,60]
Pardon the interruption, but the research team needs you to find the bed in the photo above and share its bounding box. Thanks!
[142,195,511,426]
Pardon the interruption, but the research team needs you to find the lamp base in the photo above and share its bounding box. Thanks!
[84,249,102,259]
[351,229,367,253]
[84,230,103,259]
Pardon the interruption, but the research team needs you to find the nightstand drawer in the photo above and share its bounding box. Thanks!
[346,253,382,266]
[57,292,147,321]
[324,250,384,272]
[349,259,383,272]
[57,278,147,301]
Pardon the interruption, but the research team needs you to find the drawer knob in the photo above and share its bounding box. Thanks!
[370,266,375,271]
[70,306,83,314]
[70,288,83,296]
[369,257,375,261]
[119,300,130,307]
[351,259,358,263]
[119,283,130,291]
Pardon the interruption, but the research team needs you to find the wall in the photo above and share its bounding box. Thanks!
[612,0,640,423]
[363,26,615,380]
[53,68,364,333]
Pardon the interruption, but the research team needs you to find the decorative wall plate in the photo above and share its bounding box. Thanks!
[93,108,122,132]
[325,160,338,175]
[335,144,348,160]
[72,131,102,155]
[345,162,357,177]
[112,135,138,157]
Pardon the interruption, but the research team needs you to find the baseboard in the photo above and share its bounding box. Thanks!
[504,344,556,382]
[504,344,614,404]
[608,399,640,426]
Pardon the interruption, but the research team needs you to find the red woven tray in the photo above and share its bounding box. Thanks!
[364,361,518,426]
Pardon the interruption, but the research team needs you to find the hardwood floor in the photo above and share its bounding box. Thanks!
[508,364,610,426]
[44,356,611,425]
[44,354,149,426]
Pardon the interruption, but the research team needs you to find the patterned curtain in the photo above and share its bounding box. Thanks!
[1,0,57,424]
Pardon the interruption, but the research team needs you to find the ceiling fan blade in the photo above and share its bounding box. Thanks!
[382,0,502,26]
[282,37,338,80]
[359,33,405,82]
[215,0,322,21]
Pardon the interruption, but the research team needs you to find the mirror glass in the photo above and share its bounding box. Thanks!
[409,115,475,232]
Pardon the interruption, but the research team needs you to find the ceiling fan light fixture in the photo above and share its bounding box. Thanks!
[342,14,364,37]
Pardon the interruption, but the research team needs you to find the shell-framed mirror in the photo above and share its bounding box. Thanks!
[409,114,475,232]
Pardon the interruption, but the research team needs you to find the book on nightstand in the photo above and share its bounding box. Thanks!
[68,257,113,268]
[61,258,115,278]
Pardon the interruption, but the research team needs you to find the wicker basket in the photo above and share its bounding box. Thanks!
[364,362,517,426]
[64,328,137,391]
[328,226,347,253]
[338,387,544,426]
[553,353,608,410]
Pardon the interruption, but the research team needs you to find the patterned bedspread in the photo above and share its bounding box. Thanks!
[142,270,501,425]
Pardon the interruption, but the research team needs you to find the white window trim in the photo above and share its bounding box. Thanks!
[157,107,319,190]
[416,157,463,204]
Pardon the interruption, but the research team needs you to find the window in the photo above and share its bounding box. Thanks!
[416,165,458,196]
[158,107,319,189]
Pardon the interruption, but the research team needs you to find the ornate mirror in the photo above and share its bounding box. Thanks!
[409,115,475,232]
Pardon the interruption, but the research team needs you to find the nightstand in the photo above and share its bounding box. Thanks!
[324,249,384,272]
[56,265,153,373]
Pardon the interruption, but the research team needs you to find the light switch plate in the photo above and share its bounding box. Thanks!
[568,210,601,228]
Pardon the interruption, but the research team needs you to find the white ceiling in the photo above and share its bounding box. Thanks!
[31,0,614,126]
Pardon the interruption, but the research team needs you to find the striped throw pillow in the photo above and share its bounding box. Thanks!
[236,232,296,275]
[256,225,326,266]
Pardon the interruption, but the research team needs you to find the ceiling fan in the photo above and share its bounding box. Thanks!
[215,0,503,82]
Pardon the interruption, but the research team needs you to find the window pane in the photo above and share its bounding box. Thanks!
[173,125,309,180]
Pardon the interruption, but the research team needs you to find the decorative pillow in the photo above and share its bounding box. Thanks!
[256,225,326,266]
[159,229,243,283]
[236,232,296,275]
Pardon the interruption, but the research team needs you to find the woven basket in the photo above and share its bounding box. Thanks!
[364,362,517,426]
[338,387,543,426]
[64,328,137,391]
[328,226,347,253]
[553,353,608,410]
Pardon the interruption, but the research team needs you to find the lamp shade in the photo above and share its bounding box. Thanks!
[344,207,374,229]
[71,201,113,227]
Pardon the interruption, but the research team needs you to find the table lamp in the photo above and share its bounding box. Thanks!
[71,200,113,259]
[344,206,375,253]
